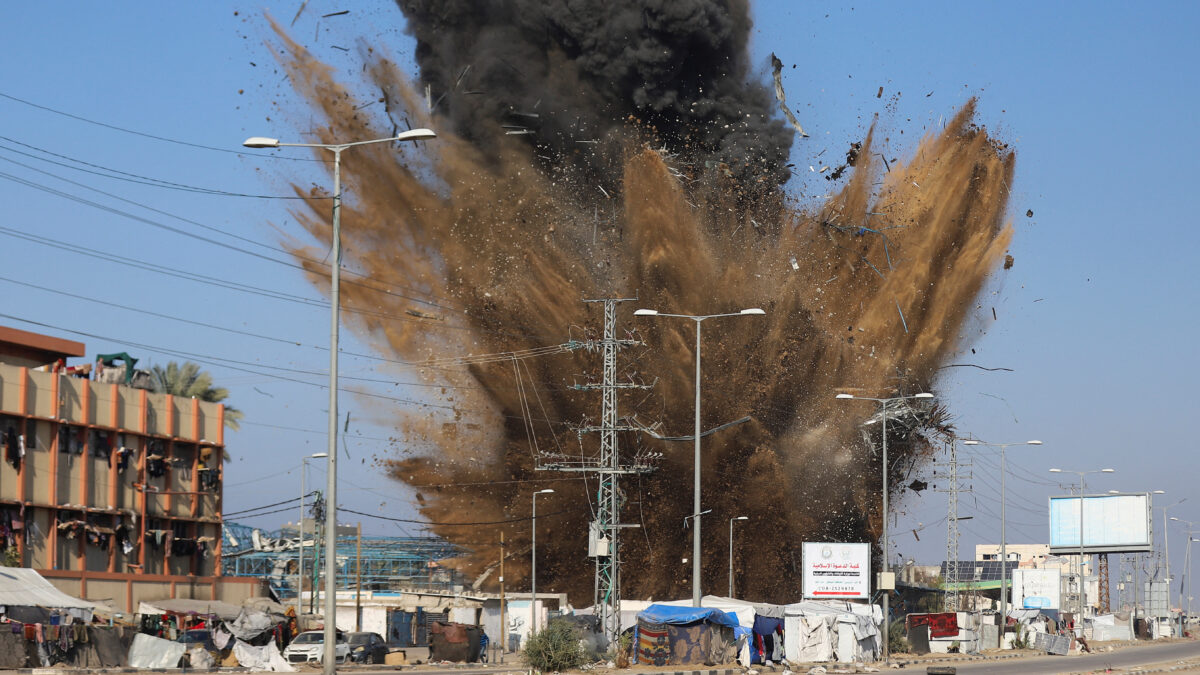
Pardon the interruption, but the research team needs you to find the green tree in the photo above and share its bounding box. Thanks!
[150,361,243,430]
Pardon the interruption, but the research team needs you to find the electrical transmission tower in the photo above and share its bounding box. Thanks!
[934,437,972,611]
[536,298,658,647]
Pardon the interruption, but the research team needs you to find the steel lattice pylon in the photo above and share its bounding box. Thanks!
[935,437,971,612]
[536,298,655,648]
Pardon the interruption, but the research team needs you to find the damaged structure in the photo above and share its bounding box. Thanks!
[0,325,262,613]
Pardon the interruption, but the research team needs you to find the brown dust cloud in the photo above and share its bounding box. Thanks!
[265,1,1015,604]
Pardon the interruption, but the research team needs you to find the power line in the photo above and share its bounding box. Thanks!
[0,90,322,162]
[0,135,318,198]
[0,313,575,427]
[225,491,319,517]
[0,151,464,311]
[336,505,577,527]
[0,166,458,313]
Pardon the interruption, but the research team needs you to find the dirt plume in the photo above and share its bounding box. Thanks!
[266,10,1014,603]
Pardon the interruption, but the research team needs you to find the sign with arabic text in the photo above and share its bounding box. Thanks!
[802,542,870,599]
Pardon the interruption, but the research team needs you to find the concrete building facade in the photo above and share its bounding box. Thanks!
[0,325,260,612]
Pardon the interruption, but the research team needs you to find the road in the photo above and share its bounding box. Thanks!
[944,639,1200,674]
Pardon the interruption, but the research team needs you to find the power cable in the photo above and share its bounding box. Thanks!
[0,135,318,198]
[224,491,318,517]
[0,151,464,310]
[0,90,322,162]
[337,505,577,527]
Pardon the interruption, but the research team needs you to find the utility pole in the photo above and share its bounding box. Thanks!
[499,532,506,663]
[934,437,972,612]
[538,298,657,649]
[355,523,362,631]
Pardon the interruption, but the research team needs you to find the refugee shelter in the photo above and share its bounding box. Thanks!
[634,603,745,666]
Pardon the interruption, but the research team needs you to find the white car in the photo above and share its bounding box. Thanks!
[283,631,350,665]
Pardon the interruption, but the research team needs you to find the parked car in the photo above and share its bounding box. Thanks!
[346,632,389,664]
[282,630,349,664]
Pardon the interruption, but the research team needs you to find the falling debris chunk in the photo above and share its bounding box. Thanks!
[790,257,799,270]
[896,301,909,333]
[1026,209,1034,218]
[877,86,884,99]
[322,10,350,18]
[770,53,809,137]
[992,307,997,320]
[1003,254,1014,270]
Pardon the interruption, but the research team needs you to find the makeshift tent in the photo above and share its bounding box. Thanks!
[783,600,882,664]
[0,567,96,623]
[656,596,786,665]
[634,604,745,666]
[232,640,295,671]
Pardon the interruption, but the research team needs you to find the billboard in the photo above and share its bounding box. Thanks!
[1012,568,1061,610]
[802,542,870,599]
[1048,492,1153,554]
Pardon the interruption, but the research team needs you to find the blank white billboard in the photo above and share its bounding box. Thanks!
[1048,493,1152,554]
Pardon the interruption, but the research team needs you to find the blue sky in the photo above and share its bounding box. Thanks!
[4,1,1198,588]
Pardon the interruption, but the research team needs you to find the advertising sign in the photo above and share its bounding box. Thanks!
[802,542,870,599]
[1048,493,1153,554]
[1012,568,1061,610]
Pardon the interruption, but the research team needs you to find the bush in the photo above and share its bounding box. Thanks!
[524,621,590,672]
[888,618,909,654]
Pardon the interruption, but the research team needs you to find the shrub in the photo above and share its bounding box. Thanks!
[888,618,909,654]
[524,621,590,672]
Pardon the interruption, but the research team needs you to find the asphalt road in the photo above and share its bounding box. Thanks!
[943,639,1200,674]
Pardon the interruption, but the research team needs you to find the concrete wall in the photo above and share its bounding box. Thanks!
[43,571,264,615]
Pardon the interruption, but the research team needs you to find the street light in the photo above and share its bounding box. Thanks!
[297,453,329,617]
[962,439,1042,633]
[1171,518,1198,625]
[729,516,748,598]
[1049,467,1115,618]
[836,391,934,663]
[634,307,765,606]
[1159,497,1187,628]
[245,127,436,675]
[531,489,555,636]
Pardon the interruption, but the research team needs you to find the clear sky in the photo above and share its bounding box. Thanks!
[4,1,1198,590]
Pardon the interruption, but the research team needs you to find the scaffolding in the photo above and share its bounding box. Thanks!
[221,521,465,599]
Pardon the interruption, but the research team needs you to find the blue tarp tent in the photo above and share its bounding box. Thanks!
[637,605,749,638]
[635,604,747,666]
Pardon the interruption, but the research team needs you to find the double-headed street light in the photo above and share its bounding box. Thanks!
[244,128,436,675]
[531,489,555,635]
[1171,517,1198,623]
[836,391,934,663]
[729,516,748,598]
[962,439,1042,633]
[1049,467,1115,617]
[634,307,765,607]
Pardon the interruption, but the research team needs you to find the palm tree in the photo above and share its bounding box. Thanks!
[150,361,243,430]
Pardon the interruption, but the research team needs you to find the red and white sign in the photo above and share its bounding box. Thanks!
[802,542,871,599]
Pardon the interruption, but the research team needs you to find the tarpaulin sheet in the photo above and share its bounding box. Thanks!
[666,622,734,666]
[127,633,185,669]
[638,604,747,638]
[227,607,276,640]
[907,612,959,638]
[232,640,296,672]
[0,568,96,612]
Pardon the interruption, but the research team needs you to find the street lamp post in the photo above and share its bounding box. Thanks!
[531,489,555,636]
[1049,468,1115,619]
[634,307,765,607]
[962,439,1042,639]
[836,391,934,663]
[297,453,329,617]
[1170,516,1195,634]
[729,516,748,598]
[1160,499,1187,623]
[244,128,436,675]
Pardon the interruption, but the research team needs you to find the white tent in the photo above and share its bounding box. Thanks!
[783,600,881,664]
[0,568,95,621]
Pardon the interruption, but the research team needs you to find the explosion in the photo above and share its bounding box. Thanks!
[266,1,1014,603]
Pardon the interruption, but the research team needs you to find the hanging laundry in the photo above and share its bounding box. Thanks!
[146,454,166,478]
[198,468,220,491]
[4,426,19,469]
